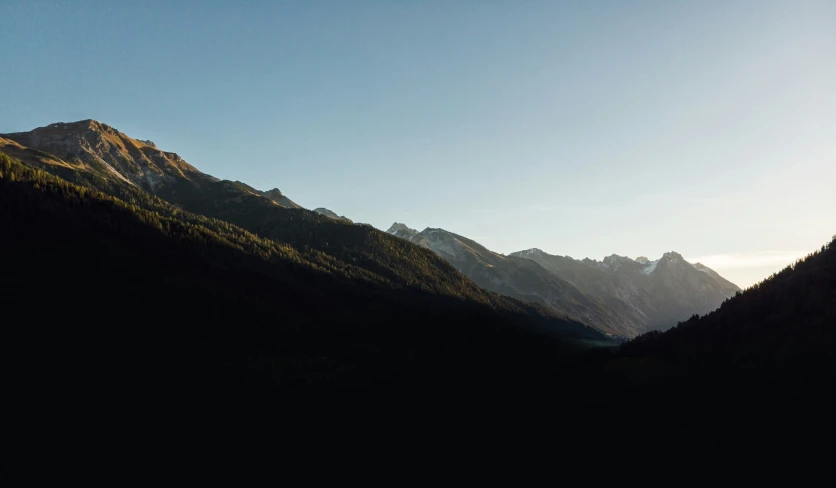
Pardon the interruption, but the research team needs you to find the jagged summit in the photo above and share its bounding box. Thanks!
[518,248,576,261]
[388,222,417,232]
[387,222,419,239]
[602,254,631,264]
[580,251,686,267]
[46,119,108,131]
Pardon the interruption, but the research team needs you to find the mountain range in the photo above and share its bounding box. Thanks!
[3,119,835,475]
[387,224,739,337]
[0,120,602,340]
[511,248,740,331]
[2,119,741,339]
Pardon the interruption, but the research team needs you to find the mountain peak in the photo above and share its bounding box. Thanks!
[387,222,418,237]
[1,119,205,189]
[314,208,352,223]
[260,188,301,209]
[603,254,632,264]
[661,251,684,261]
[45,119,114,134]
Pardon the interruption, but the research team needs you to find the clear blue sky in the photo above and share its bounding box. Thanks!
[2,1,834,287]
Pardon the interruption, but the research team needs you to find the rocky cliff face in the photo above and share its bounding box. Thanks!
[1,119,303,209]
[2,120,210,192]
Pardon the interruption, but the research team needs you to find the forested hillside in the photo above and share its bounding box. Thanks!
[1,150,608,413]
[607,239,836,445]
[2,124,595,322]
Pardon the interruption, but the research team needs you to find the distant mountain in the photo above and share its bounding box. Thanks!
[314,207,352,223]
[386,225,638,337]
[386,223,739,336]
[510,248,740,332]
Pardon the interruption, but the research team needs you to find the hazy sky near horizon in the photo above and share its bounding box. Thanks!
[2,1,834,287]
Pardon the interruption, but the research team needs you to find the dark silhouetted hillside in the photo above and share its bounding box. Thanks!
[2,150,613,478]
